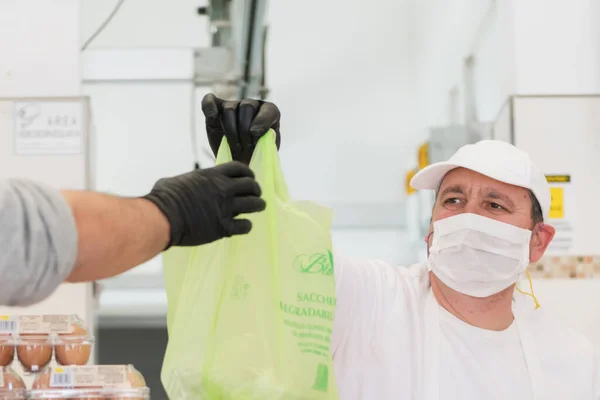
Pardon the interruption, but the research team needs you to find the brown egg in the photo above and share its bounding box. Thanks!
[0,367,27,400]
[0,335,14,367]
[127,368,146,388]
[112,367,147,400]
[16,334,52,372]
[31,369,51,389]
[0,367,25,389]
[55,324,92,366]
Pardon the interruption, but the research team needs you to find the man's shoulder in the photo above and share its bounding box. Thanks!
[525,306,597,366]
[333,253,430,296]
[333,253,428,277]
[514,302,598,394]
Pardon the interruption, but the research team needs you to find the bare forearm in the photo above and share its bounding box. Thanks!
[62,191,170,282]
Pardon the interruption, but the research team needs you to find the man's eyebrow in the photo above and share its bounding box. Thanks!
[486,190,516,208]
[439,185,464,198]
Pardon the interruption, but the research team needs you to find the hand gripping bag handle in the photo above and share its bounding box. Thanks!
[216,129,289,203]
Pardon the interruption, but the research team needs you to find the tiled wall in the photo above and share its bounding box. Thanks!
[528,256,600,279]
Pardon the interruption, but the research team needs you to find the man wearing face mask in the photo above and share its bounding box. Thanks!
[202,94,599,400]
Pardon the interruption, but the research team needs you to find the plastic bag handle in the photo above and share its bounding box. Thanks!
[215,129,289,202]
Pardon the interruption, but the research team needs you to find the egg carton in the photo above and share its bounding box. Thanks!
[0,365,28,400]
[28,365,150,400]
[26,387,149,399]
[0,315,93,373]
[0,365,150,399]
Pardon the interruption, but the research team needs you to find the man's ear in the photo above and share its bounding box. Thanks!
[423,216,434,243]
[529,223,555,263]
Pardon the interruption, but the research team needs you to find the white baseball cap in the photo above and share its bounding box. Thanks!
[410,140,550,222]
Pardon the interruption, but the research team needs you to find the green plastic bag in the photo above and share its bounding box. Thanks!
[161,130,339,400]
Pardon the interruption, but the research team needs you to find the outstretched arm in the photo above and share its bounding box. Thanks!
[62,191,169,282]
[0,162,265,306]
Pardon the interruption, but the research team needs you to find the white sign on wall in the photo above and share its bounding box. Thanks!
[13,101,84,155]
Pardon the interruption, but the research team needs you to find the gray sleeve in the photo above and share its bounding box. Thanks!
[0,180,78,306]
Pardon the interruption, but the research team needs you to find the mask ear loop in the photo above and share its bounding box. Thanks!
[515,224,543,310]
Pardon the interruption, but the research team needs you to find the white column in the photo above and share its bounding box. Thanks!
[512,0,600,94]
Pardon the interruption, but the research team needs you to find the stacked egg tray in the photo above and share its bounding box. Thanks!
[0,315,93,373]
[0,364,150,399]
[0,314,151,399]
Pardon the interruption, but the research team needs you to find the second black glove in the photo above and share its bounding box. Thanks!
[202,93,281,164]
[143,161,266,249]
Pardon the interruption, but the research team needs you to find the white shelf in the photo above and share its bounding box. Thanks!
[82,48,195,82]
[98,288,168,328]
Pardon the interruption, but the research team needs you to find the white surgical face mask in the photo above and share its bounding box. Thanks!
[427,213,532,298]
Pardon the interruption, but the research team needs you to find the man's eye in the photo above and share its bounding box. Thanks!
[444,198,462,204]
[490,202,506,211]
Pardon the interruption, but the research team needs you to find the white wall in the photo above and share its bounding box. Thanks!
[512,0,600,94]
[0,0,82,97]
[266,0,416,205]
[413,0,517,133]
[412,0,600,126]
[82,0,209,48]
[265,0,418,266]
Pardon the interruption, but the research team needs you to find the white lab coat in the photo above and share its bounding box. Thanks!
[330,256,600,399]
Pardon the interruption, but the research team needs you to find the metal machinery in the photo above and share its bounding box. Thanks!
[196,0,270,100]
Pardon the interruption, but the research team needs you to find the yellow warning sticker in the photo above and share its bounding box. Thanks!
[549,187,564,219]
[546,175,571,183]
[418,143,429,170]
[405,169,417,195]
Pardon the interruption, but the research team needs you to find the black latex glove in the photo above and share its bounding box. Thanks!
[143,162,266,249]
[201,93,281,164]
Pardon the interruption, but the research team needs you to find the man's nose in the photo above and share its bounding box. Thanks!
[462,200,483,216]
